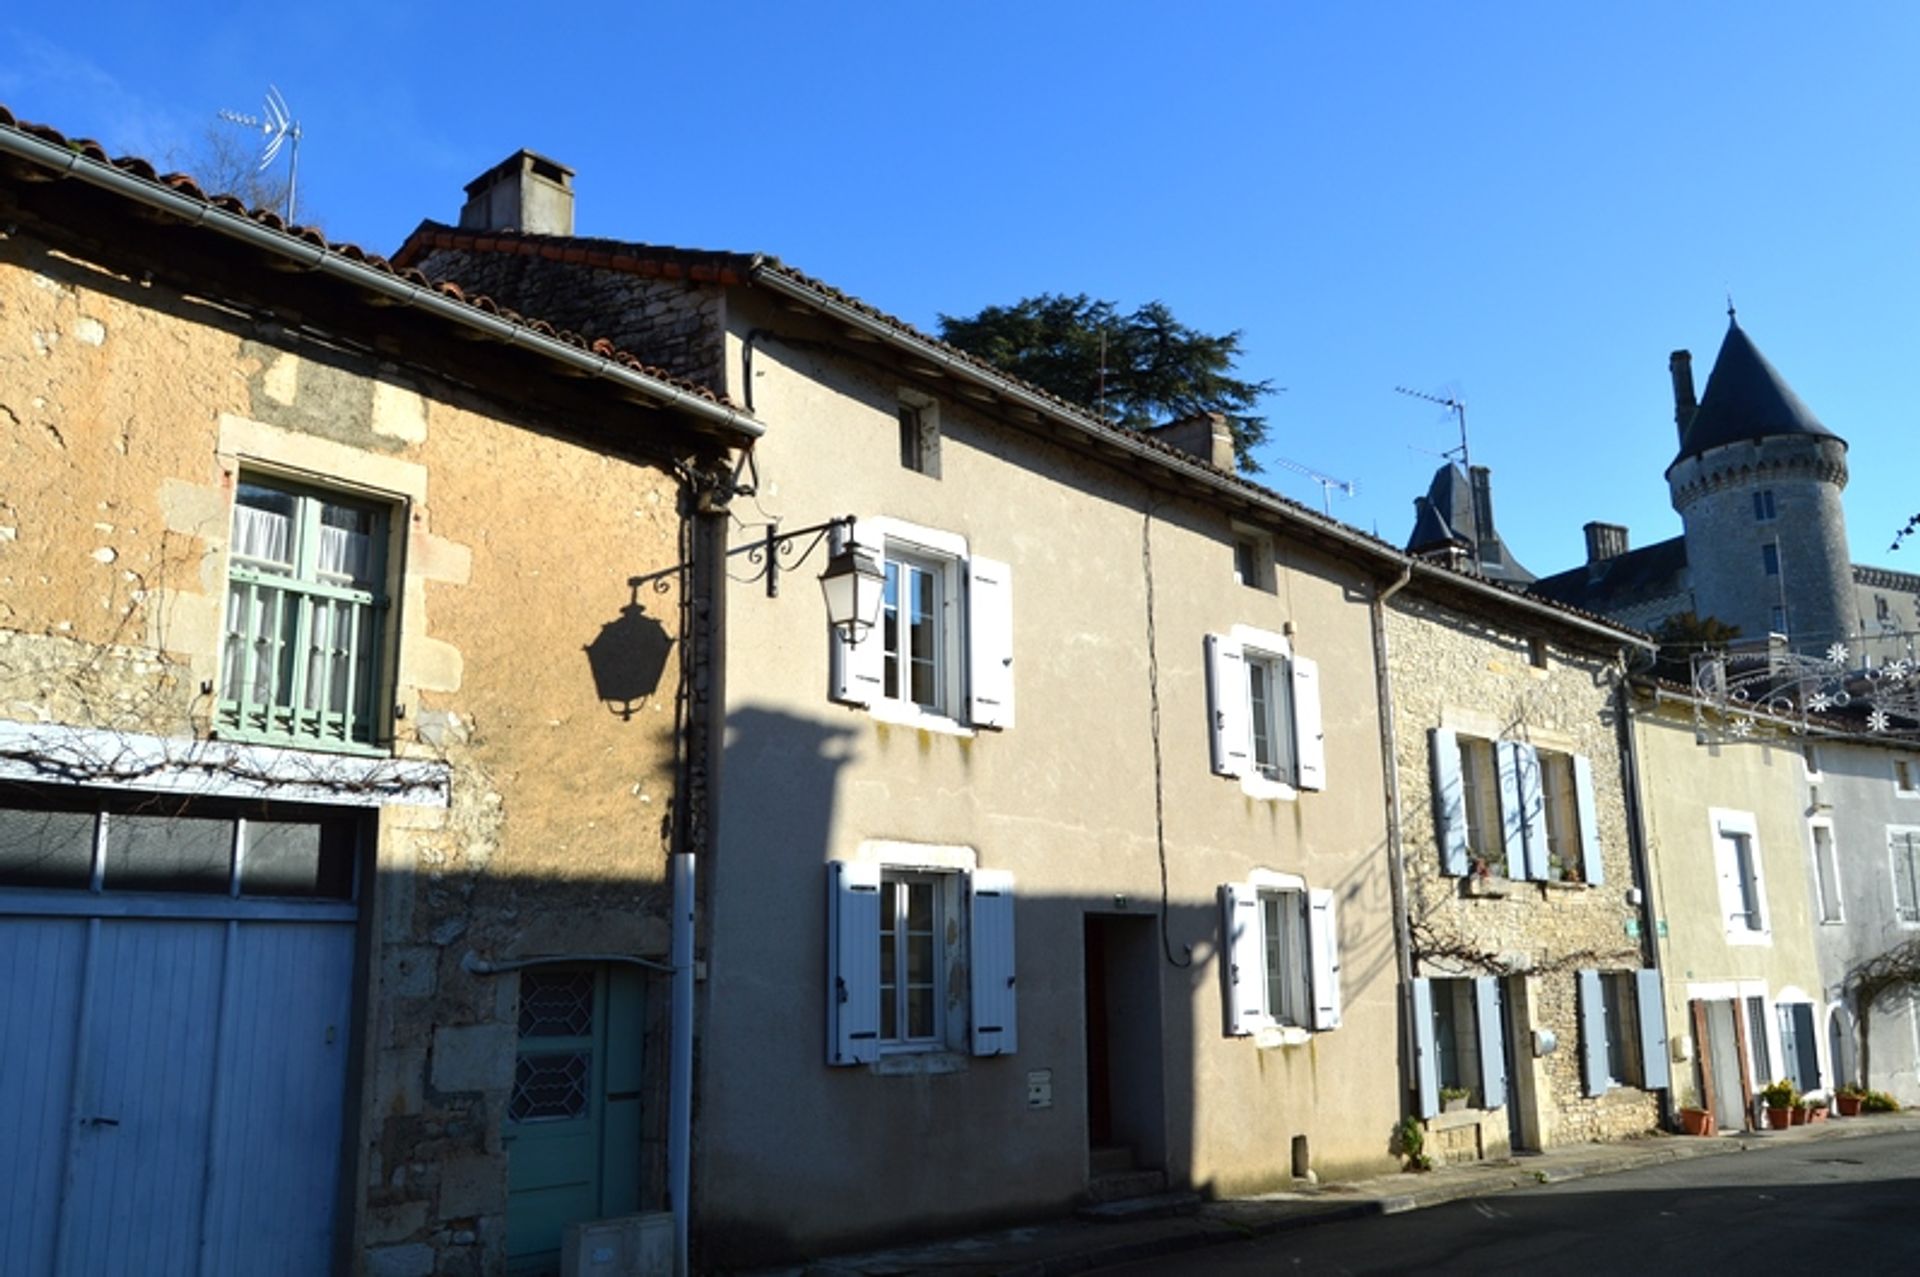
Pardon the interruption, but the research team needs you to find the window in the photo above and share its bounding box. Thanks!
[826,854,1017,1065]
[1802,741,1822,780]
[1711,809,1768,943]
[1577,968,1669,1096]
[1231,529,1274,592]
[1430,730,1602,884]
[1810,821,1843,924]
[1430,978,1481,1098]
[1776,1002,1821,1092]
[1527,636,1549,669]
[829,519,1013,731]
[1770,605,1788,634]
[1896,758,1920,796]
[1747,995,1773,1084]
[1221,874,1341,1037]
[220,476,391,751]
[1411,975,1509,1115]
[1205,627,1324,795]
[1891,828,1920,925]
[1753,489,1776,522]
[1762,542,1781,577]
[897,392,940,477]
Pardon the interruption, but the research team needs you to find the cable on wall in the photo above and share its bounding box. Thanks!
[1141,500,1192,969]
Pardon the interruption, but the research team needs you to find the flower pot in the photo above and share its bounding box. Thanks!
[1809,1106,1829,1123]
[1678,1107,1716,1136]
[1442,1096,1470,1114]
[1767,1106,1794,1130]
[1790,1106,1809,1126]
[1836,1094,1864,1117]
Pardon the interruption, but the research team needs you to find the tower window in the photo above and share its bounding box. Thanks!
[1753,490,1777,522]
[1762,543,1780,577]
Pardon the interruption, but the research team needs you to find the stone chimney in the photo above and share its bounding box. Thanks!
[1147,412,1235,472]
[1584,522,1628,579]
[460,150,576,236]
[1669,349,1697,446]
[1468,466,1497,561]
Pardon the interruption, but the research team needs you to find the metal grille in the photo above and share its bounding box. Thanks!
[518,971,594,1037]
[509,1052,590,1122]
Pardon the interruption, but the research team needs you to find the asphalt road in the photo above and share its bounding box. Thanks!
[1096,1130,1920,1276]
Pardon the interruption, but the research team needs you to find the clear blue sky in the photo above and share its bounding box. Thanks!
[7,3,1918,577]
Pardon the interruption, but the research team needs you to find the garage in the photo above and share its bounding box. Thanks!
[0,792,364,1276]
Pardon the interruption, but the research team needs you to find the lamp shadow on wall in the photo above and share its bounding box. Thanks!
[584,584,676,722]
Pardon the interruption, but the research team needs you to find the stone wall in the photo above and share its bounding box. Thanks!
[1386,593,1661,1148]
[2,226,690,1277]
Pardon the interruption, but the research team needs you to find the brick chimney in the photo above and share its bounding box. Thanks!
[1669,350,1696,446]
[1147,412,1235,471]
[460,151,576,236]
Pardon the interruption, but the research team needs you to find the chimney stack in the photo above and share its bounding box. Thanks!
[1468,466,1496,561]
[460,150,576,236]
[1147,412,1236,472]
[1584,521,1629,565]
[1669,350,1697,446]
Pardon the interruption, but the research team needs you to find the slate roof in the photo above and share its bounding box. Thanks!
[1403,464,1535,585]
[1529,534,1690,615]
[1671,318,1841,468]
[0,104,735,415]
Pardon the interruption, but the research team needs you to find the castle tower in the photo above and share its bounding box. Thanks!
[1666,316,1854,652]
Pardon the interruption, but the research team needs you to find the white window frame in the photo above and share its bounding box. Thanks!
[1458,736,1501,865]
[1890,826,1920,928]
[1231,525,1275,593]
[1221,868,1341,1043]
[1540,749,1584,881]
[1809,817,1843,925]
[1709,807,1771,945]
[1578,968,1669,1097]
[1206,624,1324,799]
[828,518,1013,734]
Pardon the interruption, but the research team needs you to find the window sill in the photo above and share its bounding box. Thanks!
[1459,874,1512,899]
[1239,773,1299,803]
[1539,878,1590,893]
[867,698,976,738]
[211,725,390,759]
[1724,929,1773,947]
[1252,1024,1313,1049]
[872,1050,968,1077]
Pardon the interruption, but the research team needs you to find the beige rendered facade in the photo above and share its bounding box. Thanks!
[1384,587,1666,1164]
[1632,691,1830,1132]
[0,118,748,1277]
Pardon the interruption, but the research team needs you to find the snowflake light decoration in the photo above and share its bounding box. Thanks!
[1689,635,1920,744]
[1826,642,1852,667]
[1870,709,1891,733]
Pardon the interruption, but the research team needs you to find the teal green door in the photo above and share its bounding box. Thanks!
[505,965,645,1276]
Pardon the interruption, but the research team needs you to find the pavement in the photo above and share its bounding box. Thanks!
[745,1111,1920,1277]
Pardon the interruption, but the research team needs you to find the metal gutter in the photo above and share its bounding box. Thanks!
[0,123,763,441]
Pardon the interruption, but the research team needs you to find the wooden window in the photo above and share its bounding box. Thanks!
[1206,629,1325,793]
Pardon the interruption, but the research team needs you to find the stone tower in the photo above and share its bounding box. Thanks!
[1666,317,1854,652]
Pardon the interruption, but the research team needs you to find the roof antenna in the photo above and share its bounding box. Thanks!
[1394,384,1470,476]
[217,85,302,223]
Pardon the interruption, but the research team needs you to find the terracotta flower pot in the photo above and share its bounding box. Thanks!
[1836,1094,1864,1117]
[1678,1107,1716,1136]
[1767,1106,1794,1130]
[1790,1106,1809,1126]
[1809,1106,1829,1123]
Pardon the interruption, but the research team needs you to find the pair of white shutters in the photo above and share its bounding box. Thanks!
[1220,884,1342,1033]
[825,862,1017,1066]
[1204,635,1325,790]
[1428,729,1603,884]
[827,522,1014,730]
[1577,968,1671,1097]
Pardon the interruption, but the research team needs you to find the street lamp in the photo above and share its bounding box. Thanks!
[818,539,886,644]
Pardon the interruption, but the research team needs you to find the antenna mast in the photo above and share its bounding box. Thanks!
[217,85,302,222]
[1394,385,1470,474]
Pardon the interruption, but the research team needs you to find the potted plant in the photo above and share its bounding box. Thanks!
[1678,1106,1716,1136]
[1862,1088,1901,1113]
[1440,1085,1473,1113]
[1760,1079,1797,1129]
[1835,1084,1865,1117]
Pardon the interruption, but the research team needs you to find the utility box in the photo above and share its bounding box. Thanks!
[562,1212,674,1277]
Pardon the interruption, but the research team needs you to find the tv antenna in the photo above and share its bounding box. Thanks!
[1394,384,1470,474]
[217,85,302,222]
[1270,454,1357,515]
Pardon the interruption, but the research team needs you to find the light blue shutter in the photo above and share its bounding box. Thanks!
[966,557,1014,729]
[1411,978,1440,1118]
[1221,882,1265,1034]
[1497,742,1528,880]
[829,522,885,706]
[1474,976,1507,1110]
[1573,754,1604,885]
[1578,968,1609,1097]
[827,861,881,1065]
[969,869,1017,1055]
[1206,635,1250,778]
[1634,968,1669,1090]
[1430,729,1470,876]
[1291,655,1326,791]
[1307,887,1341,1030]
[1518,744,1551,881]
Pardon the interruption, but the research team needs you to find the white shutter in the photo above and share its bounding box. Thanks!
[1220,882,1267,1034]
[1473,976,1507,1110]
[1411,978,1440,1119]
[1206,634,1250,778]
[1496,741,1528,880]
[1430,728,1470,875]
[827,861,882,1066]
[966,556,1014,730]
[1307,886,1342,1030]
[1573,754,1604,885]
[1519,744,1551,881]
[1291,654,1326,791]
[969,869,1018,1056]
[1635,968,1670,1091]
[1577,968,1609,1097]
[829,520,885,706]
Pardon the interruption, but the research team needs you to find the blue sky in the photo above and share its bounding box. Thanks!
[6,3,1918,577]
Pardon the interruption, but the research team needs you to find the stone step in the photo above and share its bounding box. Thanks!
[1088,1144,1136,1175]
[1077,1189,1201,1222]
[1082,1167,1169,1205]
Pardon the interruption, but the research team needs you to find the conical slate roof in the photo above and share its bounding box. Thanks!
[1673,319,1841,466]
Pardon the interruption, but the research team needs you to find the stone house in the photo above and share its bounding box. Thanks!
[1630,686,1831,1130]
[1381,569,1667,1164]
[0,111,756,1277]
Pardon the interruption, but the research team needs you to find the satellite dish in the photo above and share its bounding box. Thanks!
[217,85,303,222]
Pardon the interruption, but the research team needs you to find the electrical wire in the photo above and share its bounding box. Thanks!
[1141,500,1190,969]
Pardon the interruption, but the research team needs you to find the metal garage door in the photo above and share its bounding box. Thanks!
[0,796,361,1277]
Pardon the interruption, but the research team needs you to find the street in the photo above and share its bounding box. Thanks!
[1096,1130,1920,1276]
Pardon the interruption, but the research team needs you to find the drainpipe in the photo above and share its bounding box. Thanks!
[1368,562,1417,1112]
[1614,669,1674,1131]
[667,852,695,1277]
